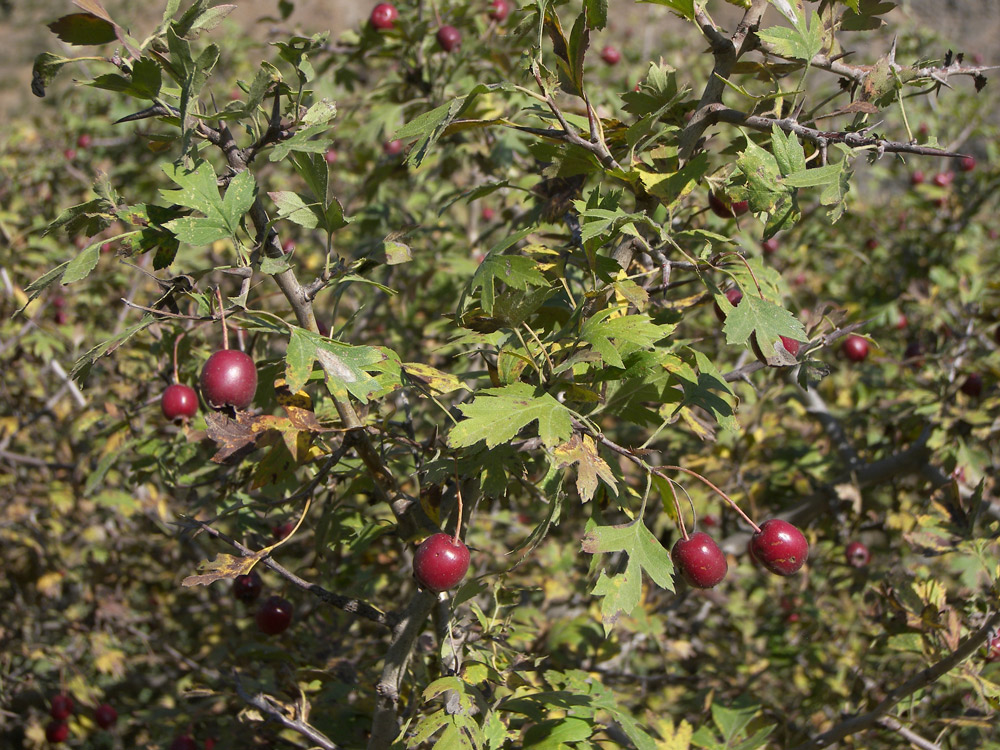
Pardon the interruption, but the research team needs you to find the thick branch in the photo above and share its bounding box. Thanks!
[789,611,1000,750]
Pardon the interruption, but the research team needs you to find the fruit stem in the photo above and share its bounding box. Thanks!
[718,251,764,298]
[660,465,761,533]
[452,457,463,544]
[172,332,185,384]
[215,286,229,350]
[665,477,689,541]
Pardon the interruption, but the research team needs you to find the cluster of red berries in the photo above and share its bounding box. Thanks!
[232,569,295,636]
[161,347,258,422]
[670,518,809,589]
[369,2,516,55]
[45,692,117,744]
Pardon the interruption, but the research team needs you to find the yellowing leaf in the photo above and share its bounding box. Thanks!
[182,552,261,587]
[553,434,617,502]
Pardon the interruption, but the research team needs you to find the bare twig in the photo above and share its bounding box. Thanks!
[234,671,340,750]
[876,717,943,750]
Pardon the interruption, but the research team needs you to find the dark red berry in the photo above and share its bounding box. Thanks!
[200,349,257,411]
[369,3,398,29]
[845,541,870,568]
[170,736,199,750]
[94,703,118,729]
[671,532,728,588]
[63,148,77,161]
[750,519,809,576]
[76,133,92,149]
[383,139,404,156]
[841,335,869,362]
[600,45,621,65]
[273,521,295,541]
[324,149,337,164]
[488,0,511,21]
[481,206,496,222]
[256,596,293,635]
[932,171,954,187]
[762,237,779,255]
[281,238,295,254]
[865,238,878,251]
[50,693,74,720]
[436,25,461,52]
[895,313,908,330]
[779,336,801,357]
[46,721,69,743]
[413,533,471,592]
[161,383,199,422]
[708,191,748,219]
[960,373,983,397]
[910,170,925,186]
[713,287,743,322]
[233,570,263,604]
[959,155,976,172]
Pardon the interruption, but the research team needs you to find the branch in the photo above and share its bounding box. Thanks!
[789,611,1000,750]
[367,590,438,750]
[234,671,340,750]
[876,717,942,750]
[190,518,396,629]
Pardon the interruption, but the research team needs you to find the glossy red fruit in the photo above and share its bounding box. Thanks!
[600,45,621,65]
[95,703,118,729]
[488,0,511,21]
[960,372,983,397]
[325,149,337,164]
[161,383,199,422]
[932,171,954,187]
[750,519,809,576]
[436,25,461,52]
[46,721,69,743]
[76,133,92,149]
[369,3,398,29]
[233,570,263,604]
[845,541,870,568]
[959,155,976,172]
[713,287,743,322]
[481,206,496,222]
[708,191,749,219]
[762,237,779,255]
[383,139,404,156]
[671,532,728,588]
[170,736,199,750]
[256,596,293,635]
[841,335,869,362]
[50,693,74,720]
[413,533,470,592]
[910,170,925,186]
[200,349,257,411]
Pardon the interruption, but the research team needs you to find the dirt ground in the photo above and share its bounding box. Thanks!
[1,0,997,121]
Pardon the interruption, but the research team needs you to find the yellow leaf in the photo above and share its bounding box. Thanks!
[182,553,262,587]
[36,571,64,597]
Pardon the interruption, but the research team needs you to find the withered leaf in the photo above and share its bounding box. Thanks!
[182,552,261,587]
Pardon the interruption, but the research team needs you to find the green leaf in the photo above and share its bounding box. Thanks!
[523,717,594,748]
[580,306,674,369]
[448,383,574,450]
[584,0,608,30]
[48,13,118,45]
[62,241,103,284]
[722,293,807,347]
[161,161,255,245]
[782,163,844,188]
[591,561,642,632]
[582,520,675,590]
[770,123,806,176]
[463,229,547,316]
[757,12,824,62]
[635,0,695,22]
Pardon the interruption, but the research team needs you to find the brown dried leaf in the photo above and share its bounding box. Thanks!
[182,552,260,587]
[205,411,264,463]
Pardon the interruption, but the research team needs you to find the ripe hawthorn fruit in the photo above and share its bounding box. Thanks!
[46,721,69,743]
[708,191,749,219]
[233,570,263,604]
[436,25,461,52]
[200,349,257,411]
[750,519,809,576]
[50,693,74,720]
[369,3,398,29]
[488,0,511,21]
[845,541,870,568]
[671,532,728,588]
[95,703,118,729]
[170,736,199,750]
[600,45,621,65]
[413,533,470,592]
[161,383,198,422]
[960,373,983,397]
[841,335,869,362]
[256,596,294,635]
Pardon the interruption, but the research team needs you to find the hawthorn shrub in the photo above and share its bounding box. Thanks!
[2,0,999,749]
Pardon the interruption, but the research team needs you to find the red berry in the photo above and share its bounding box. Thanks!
[161,383,199,422]
[233,570,263,604]
[910,170,925,186]
[281,238,295,254]
[481,206,496,222]
[671,532,728,588]
[205,740,217,750]
[200,349,257,411]
[750,519,809,576]
[369,3,398,29]
[256,596,294,635]
[324,149,337,164]
[932,171,954,187]
[845,541,870,568]
[383,139,404,156]
[959,155,976,172]
[76,133,92,149]
[63,148,77,161]
[54,310,68,325]
[46,721,69,743]
[413,533,470,592]
[702,514,719,528]
[95,703,118,729]
[779,336,801,357]
[865,238,878,251]
[708,191,748,219]
[171,736,199,750]
[713,287,743,322]
[101,241,113,254]
[960,372,983,397]
[488,0,511,21]
[841,335,869,362]
[436,25,461,52]
[50,693,74,720]
[762,237,779,255]
[273,521,295,541]
[895,313,908,330]
[600,45,621,65]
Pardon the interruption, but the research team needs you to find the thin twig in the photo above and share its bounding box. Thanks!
[234,670,340,750]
